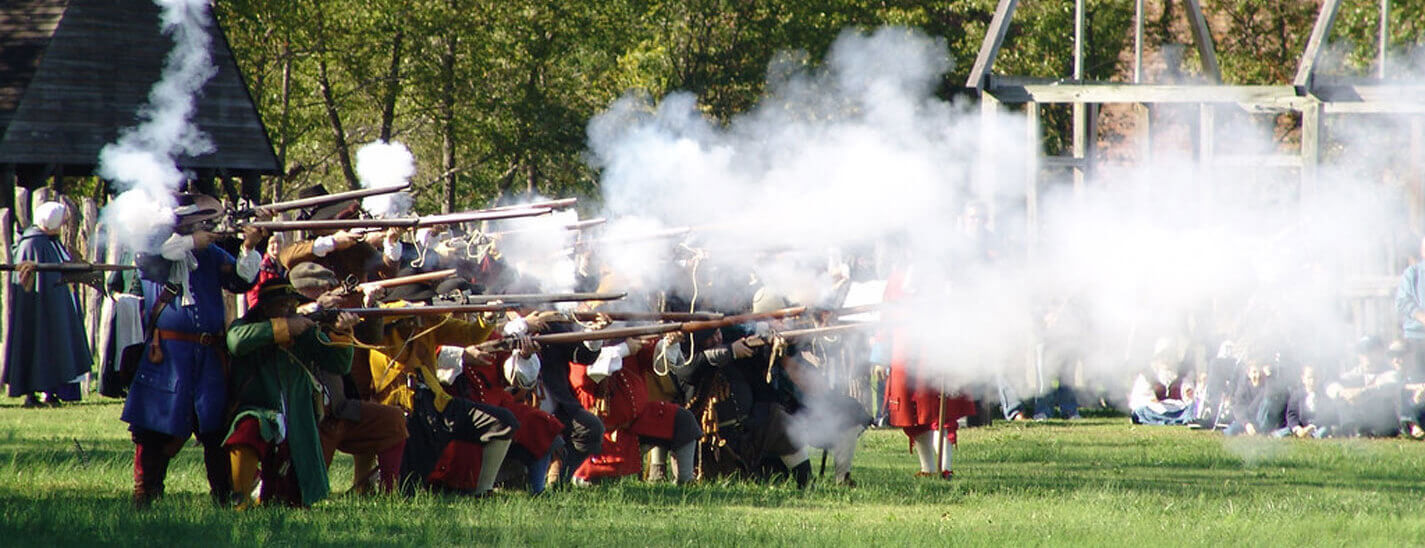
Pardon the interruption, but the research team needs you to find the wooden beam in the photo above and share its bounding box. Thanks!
[1300,101,1324,198]
[1294,0,1343,92]
[966,0,1021,90]
[1210,155,1304,168]
[1312,84,1425,103]
[1182,0,1222,82]
[988,84,1301,105]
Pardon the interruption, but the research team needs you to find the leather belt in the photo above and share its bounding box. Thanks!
[155,329,224,347]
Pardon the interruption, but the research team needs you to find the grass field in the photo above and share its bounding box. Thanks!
[2,398,1424,546]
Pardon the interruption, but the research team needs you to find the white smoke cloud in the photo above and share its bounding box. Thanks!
[581,23,1423,425]
[355,140,416,217]
[97,0,217,251]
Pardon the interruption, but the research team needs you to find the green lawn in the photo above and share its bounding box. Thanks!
[2,398,1423,546]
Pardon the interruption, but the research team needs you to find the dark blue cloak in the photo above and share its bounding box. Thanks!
[4,227,92,399]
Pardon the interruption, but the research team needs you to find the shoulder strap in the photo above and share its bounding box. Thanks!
[143,283,180,339]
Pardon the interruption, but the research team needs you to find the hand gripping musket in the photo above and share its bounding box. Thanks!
[244,207,552,233]
[476,306,806,352]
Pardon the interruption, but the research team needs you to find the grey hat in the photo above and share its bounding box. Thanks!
[289,262,338,291]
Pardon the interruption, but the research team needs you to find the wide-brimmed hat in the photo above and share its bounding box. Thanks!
[296,185,361,221]
[173,193,224,227]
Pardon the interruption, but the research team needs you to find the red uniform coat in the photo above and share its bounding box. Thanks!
[428,346,565,491]
[569,343,680,480]
[882,267,975,444]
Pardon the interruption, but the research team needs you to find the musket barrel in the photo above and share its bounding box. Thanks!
[775,322,879,339]
[487,198,577,211]
[680,306,807,332]
[326,304,515,316]
[0,262,136,272]
[566,311,722,322]
[255,183,412,214]
[246,207,552,232]
[455,292,626,304]
[358,269,459,291]
[529,323,682,345]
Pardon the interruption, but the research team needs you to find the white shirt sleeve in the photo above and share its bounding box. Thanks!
[312,235,337,258]
[383,239,403,263]
[235,248,261,282]
[159,234,196,261]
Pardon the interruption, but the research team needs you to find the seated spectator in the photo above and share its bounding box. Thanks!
[1283,365,1335,438]
[1327,336,1402,437]
[1223,352,1288,436]
[1128,340,1196,425]
[1389,340,1425,439]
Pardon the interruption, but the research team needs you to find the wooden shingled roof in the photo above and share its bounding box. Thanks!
[0,0,279,188]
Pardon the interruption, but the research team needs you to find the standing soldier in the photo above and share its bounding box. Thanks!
[5,201,92,407]
[121,193,263,507]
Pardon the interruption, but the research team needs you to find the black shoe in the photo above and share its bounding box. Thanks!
[21,395,41,408]
[43,395,62,408]
[792,461,812,489]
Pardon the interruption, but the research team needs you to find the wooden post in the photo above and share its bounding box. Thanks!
[14,187,30,229]
[979,93,1002,199]
[82,198,102,365]
[1199,104,1216,212]
[0,208,11,383]
[1025,102,1041,256]
[1301,101,1323,201]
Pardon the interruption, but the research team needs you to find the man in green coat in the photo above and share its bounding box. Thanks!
[223,278,358,508]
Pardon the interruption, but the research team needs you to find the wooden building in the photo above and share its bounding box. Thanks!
[0,0,279,214]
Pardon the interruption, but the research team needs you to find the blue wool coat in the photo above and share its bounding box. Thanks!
[121,244,255,437]
[3,228,91,399]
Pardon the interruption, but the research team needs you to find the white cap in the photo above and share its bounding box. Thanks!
[34,201,66,232]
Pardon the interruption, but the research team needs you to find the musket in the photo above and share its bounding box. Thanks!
[488,218,606,238]
[774,322,880,340]
[477,306,806,351]
[305,303,518,323]
[231,183,412,218]
[560,226,692,256]
[562,311,723,322]
[0,262,135,272]
[486,197,577,211]
[246,207,552,232]
[358,269,458,292]
[435,291,627,305]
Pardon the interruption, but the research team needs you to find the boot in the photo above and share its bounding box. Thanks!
[350,454,378,495]
[132,443,170,509]
[791,460,813,490]
[229,446,261,510]
[376,442,406,494]
[201,435,233,506]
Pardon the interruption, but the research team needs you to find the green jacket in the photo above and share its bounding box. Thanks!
[225,316,354,506]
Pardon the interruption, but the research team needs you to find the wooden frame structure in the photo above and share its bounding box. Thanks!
[968,0,1425,335]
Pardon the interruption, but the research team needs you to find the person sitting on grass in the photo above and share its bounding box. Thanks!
[1128,339,1196,426]
[1283,364,1335,438]
[1327,336,1402,437]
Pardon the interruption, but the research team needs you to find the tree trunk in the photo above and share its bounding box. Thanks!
[317,55,359,191]
[441,27,457,213]
[379,30,404,143]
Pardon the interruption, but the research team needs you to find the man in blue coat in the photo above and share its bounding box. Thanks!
[4,201,92,407]
[121,193,264,508]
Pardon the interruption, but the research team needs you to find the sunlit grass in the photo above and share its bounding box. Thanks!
[2,397,1424,545]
